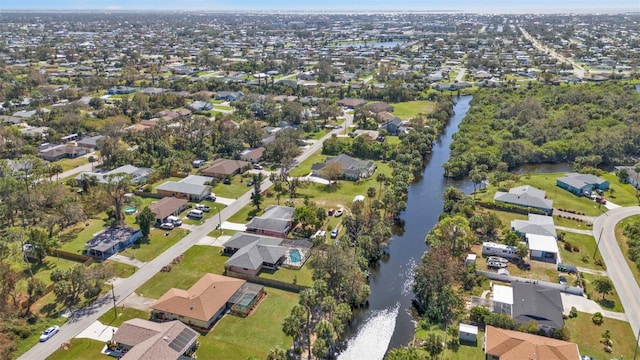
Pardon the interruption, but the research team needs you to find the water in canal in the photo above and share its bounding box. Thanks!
[338,95,473,359]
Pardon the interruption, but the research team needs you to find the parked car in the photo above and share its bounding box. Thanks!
[39,325,59,342]
[328,208,335,216]
[558,275,568,285]
[487,260,508,269]
[334,208,344,217]
[253,163,263,170]
[223,178,231,185]
[204,193,216,201]
[583,190,592,198]
[331,228,339,239]
[187,209,203,219]
[166,215,182,226]
[557,263,578,274]
[195,204,211,212]
[596,189,604,196]
[247,180,254,187]
[596,197,607,205]
[487,256,509,264]
[160,222,175,230]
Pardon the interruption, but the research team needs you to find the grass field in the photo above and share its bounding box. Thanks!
[289,149,325,177]
[415,326,485,359]
[119,228,188,262]
[582,273,624,312]
[212,174,255,199]
[12,316,68,359]
[259,260,314,287]
[304,129,328,140]
[47,338,112,360]
[136,245,228,299]
[197,287,298,360]
[181,202,226,225]
[98,307,149,327]
[600,173,640,207]
[56,156,90,172]
[565,311,636,359]
[615,216,640,288]
[557,232,605,271]
[59,219,107,254]
[391,100,436,120]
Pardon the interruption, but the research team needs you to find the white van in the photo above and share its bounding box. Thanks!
[166,215,182,226]
[187,209,203,219]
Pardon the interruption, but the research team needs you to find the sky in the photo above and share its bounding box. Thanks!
[2,0,639,12]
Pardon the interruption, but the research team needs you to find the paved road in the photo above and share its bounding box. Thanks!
[55,152,101,181]
[19,115,351,360]
[519,27,585,78]
[592,206,640,346]
[455,67,466,82]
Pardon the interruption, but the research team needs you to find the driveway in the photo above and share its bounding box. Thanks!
[593,206,640,345]
[215,197,236,206]
[109,254,146,268]
[560,293,628,321]
[221,221,247,231]
[75,321,117,342]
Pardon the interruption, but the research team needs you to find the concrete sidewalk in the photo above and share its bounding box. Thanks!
[221,221,246,231]
[109,254,146,268]
[75,321,118,342]
[561,293,628,321]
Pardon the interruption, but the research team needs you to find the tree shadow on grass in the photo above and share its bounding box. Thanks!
[317,183,342,194]
[597,298,616,310]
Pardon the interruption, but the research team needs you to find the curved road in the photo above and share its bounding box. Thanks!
[593,206,640,345]
[19,117,351,360]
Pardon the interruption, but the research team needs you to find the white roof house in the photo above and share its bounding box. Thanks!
[526,233,560,264]
[492,284,514,305]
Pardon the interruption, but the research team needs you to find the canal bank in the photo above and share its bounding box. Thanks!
[338,95,473,359]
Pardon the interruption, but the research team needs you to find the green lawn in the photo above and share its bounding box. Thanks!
[211,174,254,199]
[208,229,239,238]
[198,288,298,360]
[289,149,325,177]
[304,130,328,140]
[119,228,188,262]
[600,173,639,207]
[565,311,636,359]
[98,307,149,327]
[615,216,640,288]
[47,338,112,360]
[415,326,485,359]
[553,215,593,231]
[59,219,107,254]
[13,317,68,359]
[477,172,609,216]
[149,177,183,191]
[28,256,84,286]
[259,260,314,287]
[391,100,436,120]
[181,202,226,226]
[136,245,228,299]
[104,260,137,279]
[56,156,90,172]
[582,273,624,312]
[557,232,605,271]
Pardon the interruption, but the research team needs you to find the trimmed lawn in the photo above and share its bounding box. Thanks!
[13,317,67,359]
[59,219,107,254]
[477,172,609,216]
[104,260,137,279]
[415,326,485,359]
[479,209,527,232]
[565,311,636,359]
[198,288,298,360]
[600,173,639,207]
[149,176,183,190]
[289,149,325,177]
[553,215,593,231]
[557,232,605,271]
[212,174,254,199]
[391,100,436,120]
[304,129,328,140]
[615,216,640,288]
[119,228,189,262]
[136,245,228,299]
[582,273,624,312]
[259,260,314,287]
[98,307,149,327]
[47,338,111,360]
[208,229,239,238]
[29,256,83,286]
[56,156,89,172]
[181,202,226,226]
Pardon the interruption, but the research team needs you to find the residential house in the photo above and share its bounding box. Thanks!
[511,282,564,331]
[493,185,553,215]
[110,319,199,360]
[238,147,265,163]
[0,115,23,125]
[201,159,251,179]
[337,98,366,109]
[75,165,154,186]
[223,233,288,275]
[556,173,609,195]
[526,233,560,263]
[365,101,394,114]
[511,214,557,239]
[246,205,295,238]
[149,197,188,224]
[311,154,376,181]
[75,135,104,150]
[107,86,137,95]
[85,226,142,259]
[378,117,405,135]
[156,175,212,201]
[484,325,580,360]
[215,91,244,101]
[614,165,640,188]
[37,144,88,161]
[189,101,213,111]
[151,273,262,329]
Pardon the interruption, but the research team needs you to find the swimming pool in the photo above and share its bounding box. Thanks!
[289,249,302,264]
[124,207,137,215]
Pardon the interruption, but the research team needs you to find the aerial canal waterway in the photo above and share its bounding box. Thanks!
[338,95,473,359]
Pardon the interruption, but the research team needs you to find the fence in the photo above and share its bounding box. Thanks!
[225,270,309,293]
[476,270,584,296]
[470,296,512,315]
[53,249,94,266]
[135,191,164,199]
[477,201,547,216]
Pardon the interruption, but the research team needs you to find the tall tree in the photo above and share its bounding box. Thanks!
[136,206,156,239]
[103,173,133,225]
[250,173,264,210]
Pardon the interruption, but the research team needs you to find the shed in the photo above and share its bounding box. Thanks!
[353,195,365,203]
[458,323,478,344]
[526,234,559,264]
[465,253,477,265]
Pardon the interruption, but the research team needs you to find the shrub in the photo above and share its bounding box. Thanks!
[564,241,574,252]
[592,312,604,325]
[569,306,578,318]
[581,254,590,263]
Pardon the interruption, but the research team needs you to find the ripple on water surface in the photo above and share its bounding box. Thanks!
[337,304,400,360]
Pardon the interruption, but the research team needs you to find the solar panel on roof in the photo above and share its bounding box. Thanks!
[168,328,198,352]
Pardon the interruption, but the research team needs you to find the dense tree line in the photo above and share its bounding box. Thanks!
[444,82,640,178]
[623,217,640,272]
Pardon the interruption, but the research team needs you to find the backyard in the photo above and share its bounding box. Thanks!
[47,338,112,360]
[119,228,189,262]
[211,173,256,199]
[565,311,636,359]
[197,287,298,360]
[415,325,484,359]
[391,100,436,120]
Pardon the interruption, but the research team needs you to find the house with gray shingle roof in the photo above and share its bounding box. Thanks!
[493,185,553,215]
[311,154,376,181]
[556,173,609,195]
[512,214,557,239]
[156,175,212,201]
[245,205,294,238]
[222,233,287,275]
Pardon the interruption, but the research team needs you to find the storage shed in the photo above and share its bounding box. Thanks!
[459,323,478,344]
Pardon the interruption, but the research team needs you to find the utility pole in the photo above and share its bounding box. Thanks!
[111,283,117,319]
[594,227,604,259]
[218,209,223,235]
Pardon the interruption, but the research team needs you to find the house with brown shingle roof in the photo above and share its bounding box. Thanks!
[110,318,199,360]
[150,274,249,329]
[484,325,580,360]
[200,158,250,179]
[337,98,366,109]
[148,197,188,223]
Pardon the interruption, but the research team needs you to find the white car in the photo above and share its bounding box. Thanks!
[195,204,211,212]
[160,222,175,230]
[334,208,344,217]
[40,325,59,342]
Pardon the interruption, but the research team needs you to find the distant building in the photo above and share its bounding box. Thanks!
[246,205,295,238]
[556,173,609,195]
[85,226,142,259]
[110,319,199,360]
[200,159,250,179]
[148,197,188,224]
[75,165,154,186]
[511,214,557,239]
[494,185,553,215]
[156,175,212,201]
[37,144,88,162]
[214,91,244,101]
[107,86,137,95]
[311,154,376,181]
